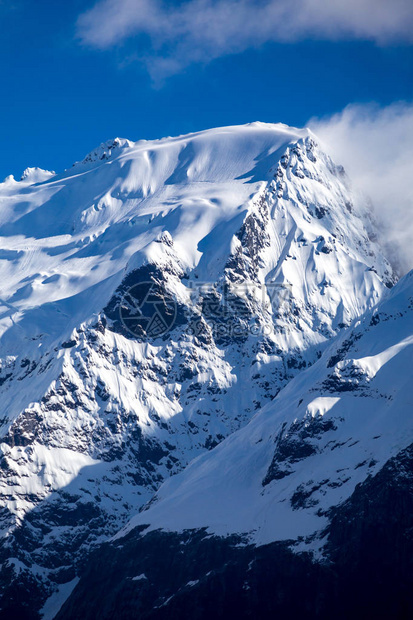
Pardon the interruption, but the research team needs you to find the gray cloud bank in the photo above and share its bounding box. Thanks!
[77,0,413,79]
[310,102,413,274]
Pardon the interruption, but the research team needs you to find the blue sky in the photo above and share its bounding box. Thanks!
[1,0,412,180]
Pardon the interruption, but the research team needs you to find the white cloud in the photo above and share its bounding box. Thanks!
[309,102,413,274]
[77,0,413,79]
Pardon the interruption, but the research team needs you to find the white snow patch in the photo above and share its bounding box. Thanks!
[40,577,80,620]
[306,396,341,418]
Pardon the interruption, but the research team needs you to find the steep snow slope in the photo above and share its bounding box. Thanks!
[0,123,395,615]
[120,269,413,547]
[58,442,413,620]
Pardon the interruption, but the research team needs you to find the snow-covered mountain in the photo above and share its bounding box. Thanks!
[56,269,413,620]
[120,268,413,547]
[0,123,400,618]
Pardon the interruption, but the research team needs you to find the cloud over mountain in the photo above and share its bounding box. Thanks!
[309,102,413,273]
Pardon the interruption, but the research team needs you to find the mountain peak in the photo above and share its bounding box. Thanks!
[76,136,134,166]
[20,166,55,183]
